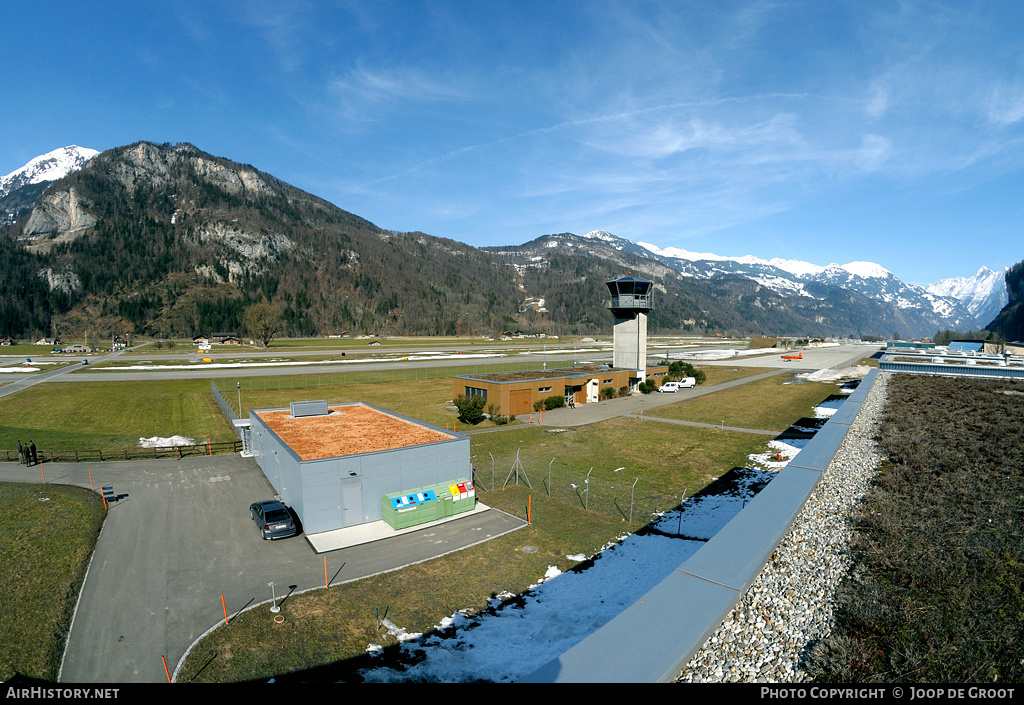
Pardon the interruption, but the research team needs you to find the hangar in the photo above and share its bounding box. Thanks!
[249,400,475,536]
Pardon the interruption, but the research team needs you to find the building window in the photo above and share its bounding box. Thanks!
[539,386,552,393]
[464,386,487,401]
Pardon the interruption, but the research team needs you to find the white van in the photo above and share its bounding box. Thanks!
[658,377,697,393]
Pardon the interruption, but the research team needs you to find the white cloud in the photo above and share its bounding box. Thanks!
[853,134,892,172]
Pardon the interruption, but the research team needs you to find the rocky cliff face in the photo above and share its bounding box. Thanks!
[20,186,98,252]
[107,142,272,198]
[987,261,1024,341]
[0,140,527,339]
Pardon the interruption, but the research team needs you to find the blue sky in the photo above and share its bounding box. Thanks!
[2,1,1023,285]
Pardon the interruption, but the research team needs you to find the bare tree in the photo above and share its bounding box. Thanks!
[242,301,282,348]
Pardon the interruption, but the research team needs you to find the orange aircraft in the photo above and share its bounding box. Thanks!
[781,353,803,361]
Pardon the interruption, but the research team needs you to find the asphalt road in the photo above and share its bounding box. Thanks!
[0,455,525,683]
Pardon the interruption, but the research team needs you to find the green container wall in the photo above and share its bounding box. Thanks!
[381,479,475,531]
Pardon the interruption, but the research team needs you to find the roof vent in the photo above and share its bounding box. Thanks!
[290,400,329,417]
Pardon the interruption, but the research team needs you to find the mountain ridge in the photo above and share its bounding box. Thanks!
[0,142,1014,341]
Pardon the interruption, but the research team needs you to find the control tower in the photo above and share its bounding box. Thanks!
[607,275,653,380]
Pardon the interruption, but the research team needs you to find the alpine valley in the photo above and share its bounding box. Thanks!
[0,141,1012,342]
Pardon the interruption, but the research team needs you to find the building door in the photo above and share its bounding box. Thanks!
[339,475,363,528]
[509,389,532,416]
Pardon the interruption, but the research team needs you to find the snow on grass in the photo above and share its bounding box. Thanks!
[87,352,507,371]
[813,400,843,418]
[796,366,871,384]
[358,530,706,683]
[357,443,797,682]
[138,435,195,447]
[348,389,839,682]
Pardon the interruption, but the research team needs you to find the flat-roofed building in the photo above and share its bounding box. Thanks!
[453,364,668,417]
[249,401,473,535]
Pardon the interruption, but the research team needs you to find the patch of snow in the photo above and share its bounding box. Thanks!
[841,261,890,279]
[138,435,195,447]
[795,367,871,384]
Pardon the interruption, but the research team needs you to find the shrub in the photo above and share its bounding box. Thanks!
[453,394,486,425]
[638,380,656,394]
[601,386,615,400]
[485,402,509,425]
[543,395,565,410]
[617,386,629,398]
[666,360,706,385]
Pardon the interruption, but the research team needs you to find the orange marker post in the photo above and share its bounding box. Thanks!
[88,469,94,491]
[162,655,171,683]
[222,594,229,625]
[40,460,46,485]
[324,556,328,589]
[528,494,532,525]
[208,437,212,456]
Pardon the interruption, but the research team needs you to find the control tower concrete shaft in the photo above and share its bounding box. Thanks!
[606,275,653,377]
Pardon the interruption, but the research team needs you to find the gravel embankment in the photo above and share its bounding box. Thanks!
[676,372,889,683]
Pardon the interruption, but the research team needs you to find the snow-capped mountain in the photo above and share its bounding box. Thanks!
[0,145,98,198]
[1,146,99,224]
[632,237,976,326]
[520,229,999,335]
[926,266,1008,329]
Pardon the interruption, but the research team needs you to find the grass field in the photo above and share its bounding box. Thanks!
[0,483,106,682]
[0,363,770,454]
[0,380,238,451]
[648,375,837,431]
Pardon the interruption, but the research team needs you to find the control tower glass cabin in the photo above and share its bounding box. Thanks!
[606,275,653,378]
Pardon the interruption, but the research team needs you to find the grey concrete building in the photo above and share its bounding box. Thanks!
[249,401,473,535]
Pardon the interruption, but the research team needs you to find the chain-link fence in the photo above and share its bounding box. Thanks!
[471,451,684,525]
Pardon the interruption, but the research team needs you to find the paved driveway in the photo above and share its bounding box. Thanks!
[1,455,525,683]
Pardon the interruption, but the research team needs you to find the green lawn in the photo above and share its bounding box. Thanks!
[0,380,237,451]
[648,376,836,431]
[0,483,106,682]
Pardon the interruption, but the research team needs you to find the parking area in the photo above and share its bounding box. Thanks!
[1,453,526,683]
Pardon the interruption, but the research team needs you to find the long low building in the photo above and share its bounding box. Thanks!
[453,364,669,417]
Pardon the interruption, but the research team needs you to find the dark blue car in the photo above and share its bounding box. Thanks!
[249,500,298,540]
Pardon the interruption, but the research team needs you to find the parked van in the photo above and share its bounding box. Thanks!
[679,376,696,388]
[658,381,680,393]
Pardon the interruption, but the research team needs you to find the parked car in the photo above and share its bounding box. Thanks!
[249,500,298,540]
[658,377,696,393]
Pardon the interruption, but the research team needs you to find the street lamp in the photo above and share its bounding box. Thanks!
[237,381,241,417]
[268,581,280,613]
